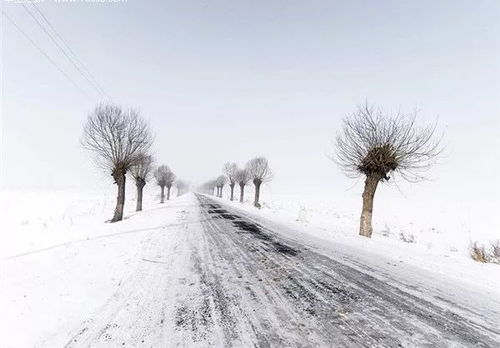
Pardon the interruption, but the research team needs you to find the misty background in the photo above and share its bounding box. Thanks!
[1,0,499,233]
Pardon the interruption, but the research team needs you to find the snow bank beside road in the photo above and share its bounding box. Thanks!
[218,193,500,297]
[0,188,187,348]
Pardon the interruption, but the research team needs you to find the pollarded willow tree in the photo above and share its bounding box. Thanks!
[154,165,176,203]
[246,157,272,208]
[129,154,154,212]
[215,175,228,198]
[81,104,153,222]
[334,104,442,238]
[235,168,250,203]
[223,162,238,201]
[164,169,176,200]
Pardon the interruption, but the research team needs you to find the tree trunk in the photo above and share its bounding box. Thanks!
[230,184,235,201]
[220,186,224,198]
[167,186,171,200]
[239,184,245,203]
[111,170,126,222]
[359,174,381,238]
[136,179,145,212]
[254,182,261,208]
[160,185,165,203]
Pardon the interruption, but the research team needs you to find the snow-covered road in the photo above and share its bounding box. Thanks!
[3,193,499,347]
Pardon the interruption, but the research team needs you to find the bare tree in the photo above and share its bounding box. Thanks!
[129,154,154,212]
[81,104,153,222]
[215,175,227,198]
[334,104,442,238]
[154,165,176,203]
[165,169,176,200]
[223,162,238,201]
[246,157,272,208]
[235,168,250,203]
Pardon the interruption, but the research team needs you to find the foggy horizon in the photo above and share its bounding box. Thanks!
[1,1,499,232]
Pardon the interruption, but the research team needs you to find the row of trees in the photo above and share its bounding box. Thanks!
[154,165,176,203]
[81,104,184,222]
[201,157,272,208]
[81,102,442,239]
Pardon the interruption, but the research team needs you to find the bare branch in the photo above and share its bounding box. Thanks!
[223,162,238,185]
[81,104,153,175]
[235,168,250,186]
[216,174,228,188]
[246,157,273,185]
[154,165,176,188]
[129,153,154,182]
[333,103,443,183]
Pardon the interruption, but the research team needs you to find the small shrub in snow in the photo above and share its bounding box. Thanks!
[490,240,500,264]
[399,232,415,243]
[381,224,391,237]
[469,240,500,264]
[469,242,489,263]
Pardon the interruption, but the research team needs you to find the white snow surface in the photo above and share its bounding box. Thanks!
[0,186,170,346]
[0,188,499,347]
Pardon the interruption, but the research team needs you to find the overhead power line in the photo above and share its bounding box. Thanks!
[1,9,92,101]
[22,3,109,101]
[30,3,111,100]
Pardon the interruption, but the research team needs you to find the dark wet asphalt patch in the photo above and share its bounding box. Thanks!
[220,213,237,220]
[232,220,301,257]
[232,220,271,241]
[271,241,299,256]
[208,209,227,214]
[207,208,239,220]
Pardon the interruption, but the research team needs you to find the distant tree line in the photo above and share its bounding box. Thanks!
[200,157,272,208]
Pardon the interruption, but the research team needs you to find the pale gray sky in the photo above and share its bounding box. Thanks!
[1,1,499,229]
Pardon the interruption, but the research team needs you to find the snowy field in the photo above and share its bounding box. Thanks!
[0,186,179,259]
[0,187,170,347]
[0,187,499,346]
